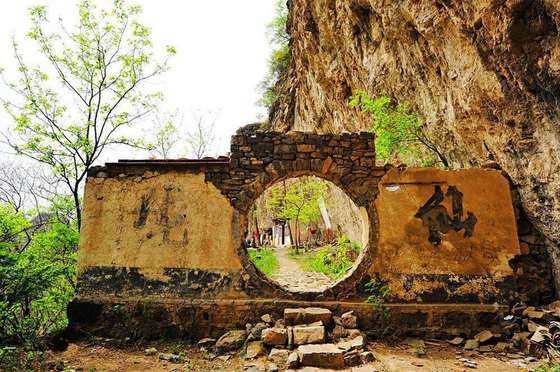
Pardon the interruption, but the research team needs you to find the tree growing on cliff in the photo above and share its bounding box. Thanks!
[0,0,175,229]
[258,0,290,110]
[350,91,449,167]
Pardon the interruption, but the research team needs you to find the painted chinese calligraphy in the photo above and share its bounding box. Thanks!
[414,185,477,246]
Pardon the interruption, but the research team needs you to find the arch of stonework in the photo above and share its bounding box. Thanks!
[205,129,381,300]
[70,127,523,339]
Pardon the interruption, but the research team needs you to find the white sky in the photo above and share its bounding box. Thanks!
[0,0,276,162]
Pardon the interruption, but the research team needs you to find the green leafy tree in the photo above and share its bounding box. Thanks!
[350,90,449,167]
[0,202,78,350]
[267,177,326,250]
[258,0,290,109]
[0,205,30,251]
[1,0,176,228]
[151,110,181,159]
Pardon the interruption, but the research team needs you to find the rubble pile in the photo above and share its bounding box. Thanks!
[451,301,560,362]
[205,307,374,370]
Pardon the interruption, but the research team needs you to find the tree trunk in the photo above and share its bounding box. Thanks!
[73,189,82,233]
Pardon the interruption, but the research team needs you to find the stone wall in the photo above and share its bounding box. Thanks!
[70,130,525,338]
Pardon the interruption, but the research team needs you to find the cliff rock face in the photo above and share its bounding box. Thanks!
[269,0,560,291]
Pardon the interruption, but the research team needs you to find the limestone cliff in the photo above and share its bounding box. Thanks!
[269,0,560,292]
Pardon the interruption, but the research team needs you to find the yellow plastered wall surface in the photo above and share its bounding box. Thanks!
[78,172,242,275]
[373,168,520,277]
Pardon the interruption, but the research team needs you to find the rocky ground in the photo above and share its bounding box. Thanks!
[40,305,560,371]
[44,338,547,371]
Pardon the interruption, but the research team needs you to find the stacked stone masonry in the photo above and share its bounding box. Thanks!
[70,128,536,339]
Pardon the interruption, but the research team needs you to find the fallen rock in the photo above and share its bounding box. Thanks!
[268,348,289,365]
[524,308,545,320]
[216,330,247,352]
[297,344,345,369]
[527,321,540,333]
[287,352,299,369]
[494,342,510,352]
[464,339,479,350]
[406,338,426,356]
[144,347,158,355]
[248,322,268,341]
[262,328,288,346]
[448,337,464,346]
[478,345,493,353]
[530,327,549,343]
[346,329,363,339]
[245,341,266,359]
[284,307,332,325]
[547,300,560,311]
[337,335,365,352]
[360,351,375,363]
[197,338,216,348]
[474,330,494,343]
[341,311,358,329]
[293,325,325,345]
[158,353,182,363]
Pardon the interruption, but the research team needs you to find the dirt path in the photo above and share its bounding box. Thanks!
[271,245,333,292]
[44,341,547,371]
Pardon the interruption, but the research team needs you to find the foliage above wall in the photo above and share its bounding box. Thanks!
[258,0,290,110]
[350,91,449,167]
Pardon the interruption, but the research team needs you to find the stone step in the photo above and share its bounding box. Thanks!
[284,307,333,326]
[297,343,345,369]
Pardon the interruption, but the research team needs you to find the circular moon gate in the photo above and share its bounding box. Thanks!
[240,172,371,299]
[207,130,382,301]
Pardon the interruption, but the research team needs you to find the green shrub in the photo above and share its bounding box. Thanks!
[248,247,279,277]
[364,278,391,309]
[350,90,449,167]
[536,363,560,372]
[0,204,78,350]
[258,0,290,109]
[298,236,362,280]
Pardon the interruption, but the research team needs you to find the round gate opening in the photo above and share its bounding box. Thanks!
[244,175,369,293]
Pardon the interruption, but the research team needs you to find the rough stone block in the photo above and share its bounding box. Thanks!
[293,325,325,345]
[245,341,266,359]
[284,307,332,326]
[341,311,358,329]
[262,328,288,346]
[216,330,246,351]
[297,344,345,369]
[268,348,289,364]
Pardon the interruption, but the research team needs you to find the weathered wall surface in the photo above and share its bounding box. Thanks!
[268,0,560,291]
[376,168,519,276]
[77,164,246,300]
[75,132,520,305]
[70,132,524,339]
[80,171,241,272]
[373,168,520,302]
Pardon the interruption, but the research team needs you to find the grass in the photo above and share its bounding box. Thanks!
[289,236,362,280]
[536,364,560,372]
[248,247,279,277]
